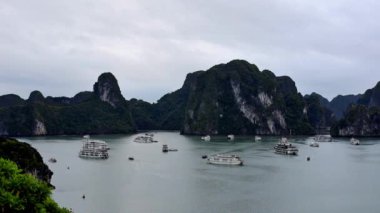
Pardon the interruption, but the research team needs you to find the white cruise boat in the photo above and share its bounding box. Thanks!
[274,137,298,155]
[254,136,262,141]
[201,135,211,141]
[79,137,109,159]
[350,137,360,145]
[207,154,243,166]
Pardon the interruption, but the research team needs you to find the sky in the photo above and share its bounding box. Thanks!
[0,0,379,102]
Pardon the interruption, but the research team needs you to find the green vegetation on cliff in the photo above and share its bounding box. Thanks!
[0,73,136,136]
[0,158,70,213]
[332,82,380,136]
[2,59,373,136]
[144,60,317,135]
[0,138,53,184]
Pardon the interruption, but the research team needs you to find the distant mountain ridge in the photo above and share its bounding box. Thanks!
[332,82,380,136]
[0,59,378,136]
[0,73,135,136]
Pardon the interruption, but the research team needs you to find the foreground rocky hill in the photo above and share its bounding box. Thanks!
[0,137,52,184]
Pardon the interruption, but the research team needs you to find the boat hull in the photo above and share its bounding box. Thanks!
[79,154,108,159]
[207,154,243,166]
[207,160,243,166]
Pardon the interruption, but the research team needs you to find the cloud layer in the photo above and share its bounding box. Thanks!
[0,0,379,102]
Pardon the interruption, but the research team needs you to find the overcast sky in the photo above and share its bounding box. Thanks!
[0,0,379,102]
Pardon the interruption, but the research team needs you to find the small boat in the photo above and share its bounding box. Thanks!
[128,157,134,161]
[202,155,208,159]
[350,138,360,145]
[314,135,332,142]
[274,137,298,155]
[48,158,57,163]
[145,133,154,137]
[207,154,243,166]
[134,135,155,143]
[254,136,262,142]
[201,135,211,141]
[227,134,234,140]
[310,141,319,147]
[162,144,168,152]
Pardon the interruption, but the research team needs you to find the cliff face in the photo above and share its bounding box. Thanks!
[129,60,334,135]
[175,60,314,135]
[0,137,53,184]
[332,82,380,136]
[94,72,125,108]
[0,73,136,136]
[2,59,377,136]
[331,105,380,136]
[304,93,334,130]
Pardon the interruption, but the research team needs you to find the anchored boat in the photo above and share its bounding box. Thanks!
[207,154,243,166]
[350,138,360,145]
[134,135,156,143]
[310,141,319,147]
[79,136,109,159]
[201,135,211,141]
[274,138,298,155]
[227,134,235,140]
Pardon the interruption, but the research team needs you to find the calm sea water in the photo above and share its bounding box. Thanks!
[18,132,380,213]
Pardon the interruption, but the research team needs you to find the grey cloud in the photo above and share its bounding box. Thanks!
[0,0,379,102]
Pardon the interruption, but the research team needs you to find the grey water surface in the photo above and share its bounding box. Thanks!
[19,132,380,213]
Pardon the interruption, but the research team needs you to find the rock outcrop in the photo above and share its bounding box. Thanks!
[0,137,53,184]
[174,60,315,135]
[332,82,380,136]
[28,90,45,103]
[94,72,125,108]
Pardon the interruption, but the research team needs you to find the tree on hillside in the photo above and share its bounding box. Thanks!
[0,158,70,213]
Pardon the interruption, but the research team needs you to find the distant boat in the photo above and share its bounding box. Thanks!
[145,133,154,137]
[350,138,360,145]
[162,144,168,152]
[162,144,177,152]
[227,134,234,140]
[310,141,319,147]
[314,135,332,142]
[254,136,262,142]
[274,137,298,155]
[207,154,243,166]
[134,135,156,143]
[48,158,57,163]
[201,135,211,141]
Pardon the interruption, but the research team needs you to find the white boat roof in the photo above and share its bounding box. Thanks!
[83,139,108,144]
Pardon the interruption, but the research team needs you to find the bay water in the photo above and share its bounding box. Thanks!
[18,132,380,213]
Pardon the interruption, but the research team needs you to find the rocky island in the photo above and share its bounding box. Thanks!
[0,59,379,137]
